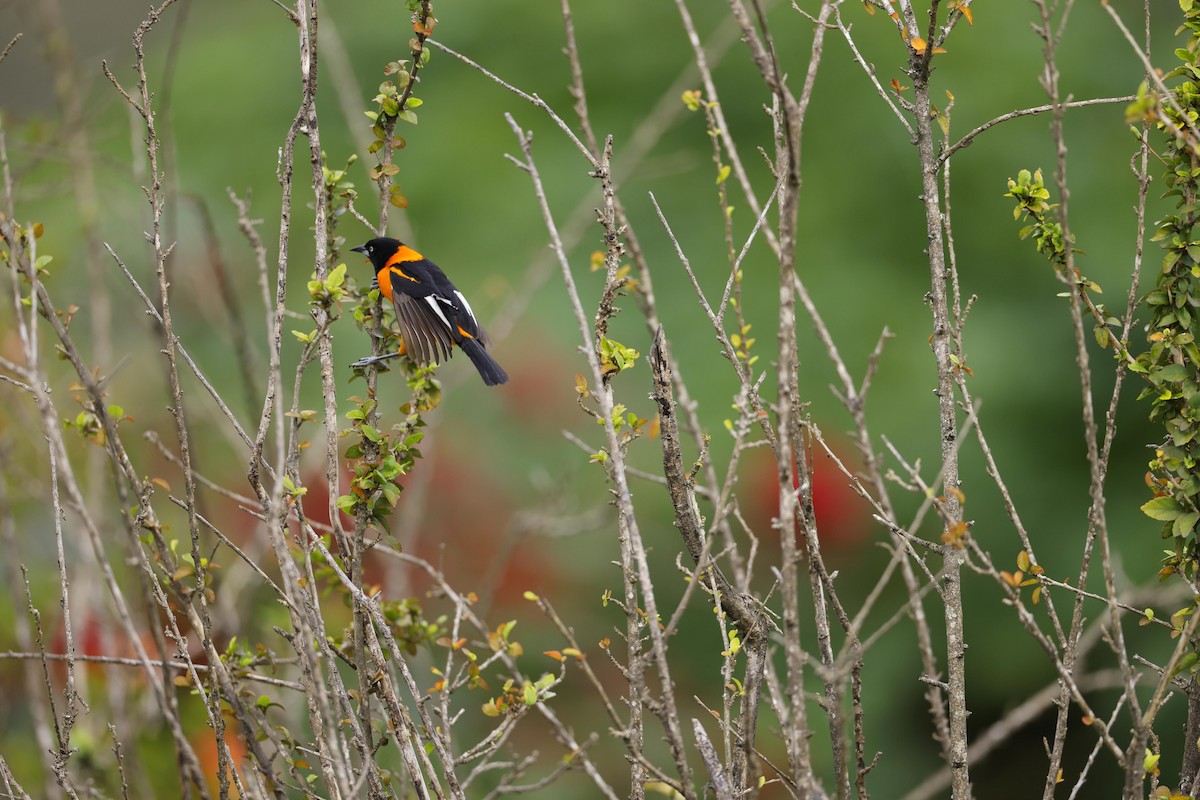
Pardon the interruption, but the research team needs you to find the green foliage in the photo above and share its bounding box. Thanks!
[481,673,558,718]
[378,596,445,656]
[367,85,417,131]
[1144,749,1161,777]
[601,402,648,439]
[597,336,639,379]
[64,408,104,445]
[307,262,348,309]
[350,281,388,333]
[63,402,132,447]
[365,2,433,207]
[1005,168,1068,268]
[337,349,441,526]
[320,151,359,260]
[1005,167,1116,362]
[1134,1,1200,583]
[730,322,757,365]
[338,392,423,527]
[999,550,1044,606]
[721,628,742,658]
[220,636,278,673]
[1002,163,1200,580]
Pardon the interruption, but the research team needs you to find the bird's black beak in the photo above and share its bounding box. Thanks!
[350,244,369,255]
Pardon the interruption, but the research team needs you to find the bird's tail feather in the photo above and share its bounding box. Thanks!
[460,338,508,386]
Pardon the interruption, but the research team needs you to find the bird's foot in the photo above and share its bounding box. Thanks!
[350,352,402,369]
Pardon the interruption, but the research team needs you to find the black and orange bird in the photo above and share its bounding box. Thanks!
[349,237,508,386]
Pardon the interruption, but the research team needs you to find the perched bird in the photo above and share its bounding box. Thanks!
[349,237,508,386]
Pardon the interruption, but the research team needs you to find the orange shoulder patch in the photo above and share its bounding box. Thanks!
[387,245,424,265]
[384,246,424,284]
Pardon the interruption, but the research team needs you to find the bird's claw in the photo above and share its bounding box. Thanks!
[350,352,403,370]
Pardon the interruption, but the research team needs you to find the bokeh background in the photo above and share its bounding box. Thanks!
[0,0,1184,796]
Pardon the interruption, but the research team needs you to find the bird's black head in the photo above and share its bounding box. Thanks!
[350,237,402,272]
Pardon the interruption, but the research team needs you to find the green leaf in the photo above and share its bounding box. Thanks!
[598,337,640,377]
[1175,511,1200,538]
[1158,364,1190,382]
[327,262,347,290]
[380,481,402,507]
[1173,651,1200,679]
[522,683,538,705]
[1142,496,1185,521]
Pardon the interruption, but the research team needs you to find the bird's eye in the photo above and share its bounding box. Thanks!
[368,246,374,253]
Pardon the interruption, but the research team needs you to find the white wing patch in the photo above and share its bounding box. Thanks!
[454,290,478,326]
[424,295,453,330]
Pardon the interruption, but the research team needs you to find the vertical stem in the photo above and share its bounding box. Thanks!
[909,7,970,796]
[720,0,835,793]
[506,116,678,800]
[45,415,81,800]
[126,3,242,796]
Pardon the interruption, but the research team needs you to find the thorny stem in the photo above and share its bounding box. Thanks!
[602,3,760,602]
[507,113,699,800]
[2,225,217,797]
[906,2,970,797]
[650,328,769,795]
[123,5,240,796]
[1020,2,1140,798]
[720,0,835,795]
[245,1,356,797]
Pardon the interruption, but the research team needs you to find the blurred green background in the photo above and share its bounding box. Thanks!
[0,0,1185,796]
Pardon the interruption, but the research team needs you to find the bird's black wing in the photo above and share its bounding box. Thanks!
[393,294,455,366]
